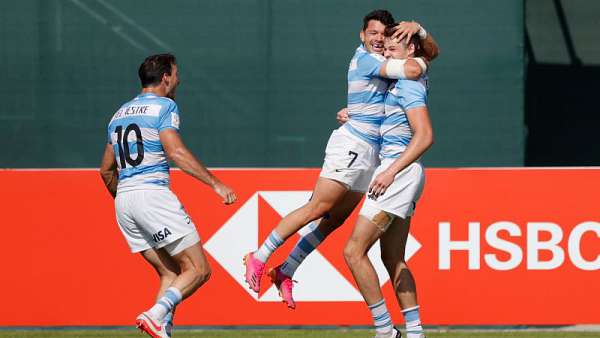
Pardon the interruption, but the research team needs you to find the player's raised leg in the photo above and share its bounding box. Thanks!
[380,217,423,338]
[270,190,364,308]
[244,176,347,292]
[344,214,399,338]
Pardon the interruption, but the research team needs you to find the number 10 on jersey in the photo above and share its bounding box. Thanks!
[114,123,144,168]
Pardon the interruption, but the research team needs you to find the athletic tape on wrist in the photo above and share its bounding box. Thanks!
[385,59,407,79]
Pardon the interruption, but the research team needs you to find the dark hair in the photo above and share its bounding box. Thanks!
[138,53,177,88]
[384,23,422,53]
[362,9,395,31]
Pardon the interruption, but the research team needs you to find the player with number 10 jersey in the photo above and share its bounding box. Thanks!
[101,54,236,338]
[107,92,180,191]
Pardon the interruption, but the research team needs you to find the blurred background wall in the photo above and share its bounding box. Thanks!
[6,0,586,168]
[525,0,600,165]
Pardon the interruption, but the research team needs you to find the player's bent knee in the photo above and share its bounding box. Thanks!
[343,241,361,267]
[305,200,334,220]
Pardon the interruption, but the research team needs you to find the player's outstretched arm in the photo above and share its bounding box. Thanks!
[368,106,433,198]
[99,143,119,198]
[392,21,440,61]
[160,129,237,205]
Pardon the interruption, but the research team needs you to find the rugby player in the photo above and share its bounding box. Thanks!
[344,27,433,338]
[243,9,438,310]
[99,53,236,338]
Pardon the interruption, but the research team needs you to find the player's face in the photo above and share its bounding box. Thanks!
[165,64,180,100]
[383,37,411,59]
[360,20,386,54]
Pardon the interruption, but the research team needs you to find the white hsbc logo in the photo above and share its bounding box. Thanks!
[204,191,422,302]
[439,221,600,271]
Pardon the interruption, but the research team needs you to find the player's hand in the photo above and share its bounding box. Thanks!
[336,107,349,125]
[213,182,237,205]
[392,21,421,43]
[368,170,395,200]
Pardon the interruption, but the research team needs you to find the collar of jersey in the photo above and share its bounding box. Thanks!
[136,93,158,99]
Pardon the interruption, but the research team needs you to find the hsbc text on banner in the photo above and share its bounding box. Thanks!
[1,168,599,326]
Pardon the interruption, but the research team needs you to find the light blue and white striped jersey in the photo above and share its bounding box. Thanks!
[107,93,180,192]
[380,76,428,159]
[344,44,389,146]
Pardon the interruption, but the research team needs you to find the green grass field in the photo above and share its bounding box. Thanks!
[0,330,598,338]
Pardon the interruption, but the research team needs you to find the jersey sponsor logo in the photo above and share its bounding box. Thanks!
[152,227,172,243]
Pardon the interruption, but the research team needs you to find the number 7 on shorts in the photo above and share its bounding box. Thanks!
[348,151,358,168]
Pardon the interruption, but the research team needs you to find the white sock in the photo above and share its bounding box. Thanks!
[369,299,394,335]
[280,224,324,277]
[402,305,424,338]
[148,287,182,321]
[254,230,284,263]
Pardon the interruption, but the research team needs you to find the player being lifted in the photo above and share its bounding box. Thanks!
[344,26,433,338]
[100,54,236,338]
[243,9,438,309]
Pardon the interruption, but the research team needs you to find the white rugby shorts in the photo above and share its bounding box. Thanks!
[115,188,200,255]
[360,159,425,220]
[319,128,380,192]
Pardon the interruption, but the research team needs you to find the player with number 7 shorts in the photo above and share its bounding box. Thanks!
[243,9,439,311]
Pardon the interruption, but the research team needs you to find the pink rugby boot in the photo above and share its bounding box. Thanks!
[268,265,296,309]
[243,252,266,293]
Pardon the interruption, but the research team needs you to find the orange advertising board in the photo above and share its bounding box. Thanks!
[1,168,599,326]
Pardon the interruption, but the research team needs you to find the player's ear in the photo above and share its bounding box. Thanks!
[359,30,366,43]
